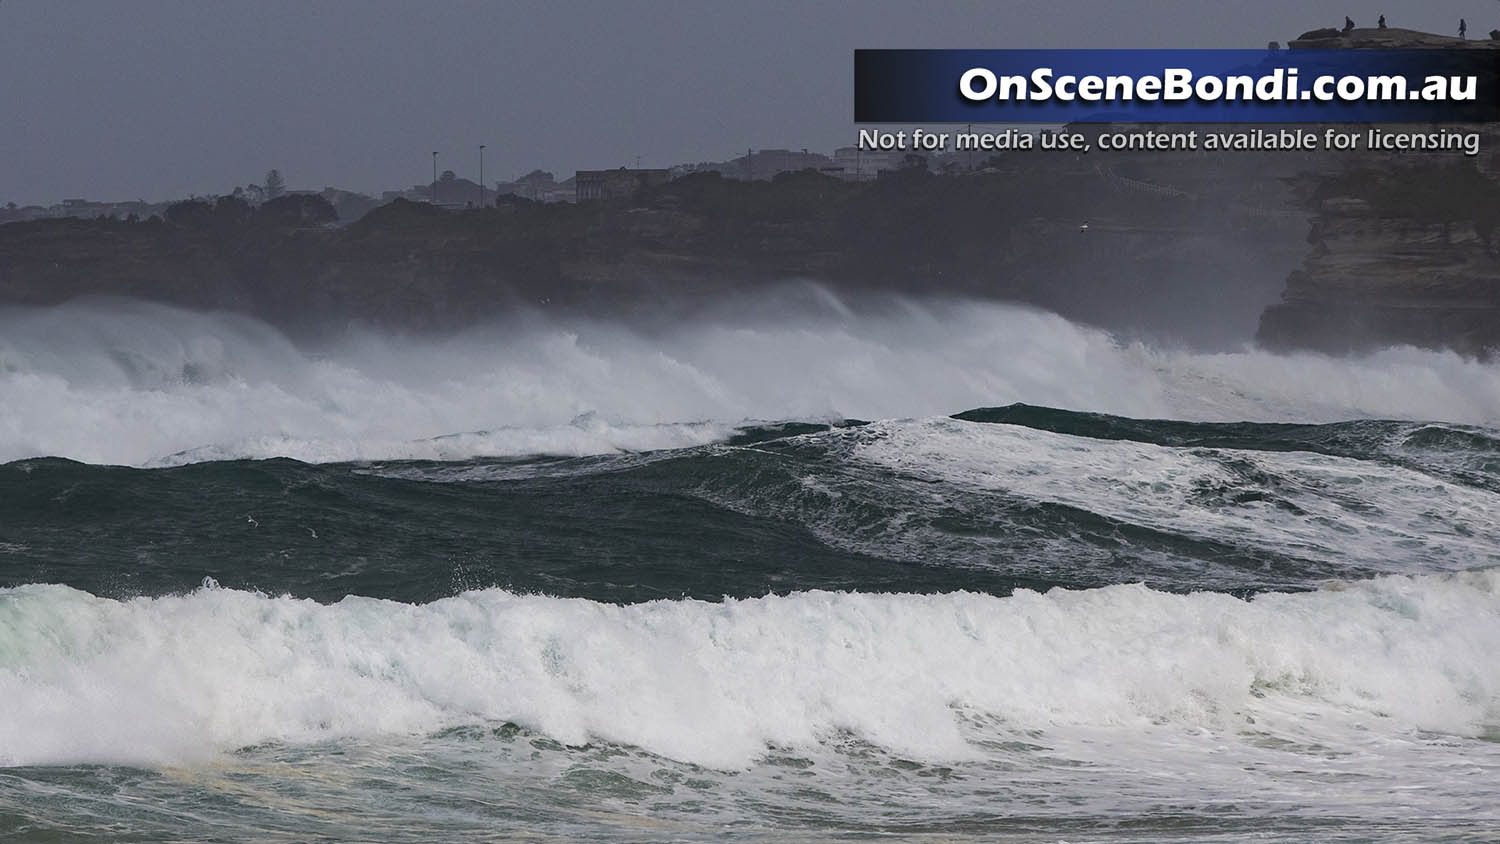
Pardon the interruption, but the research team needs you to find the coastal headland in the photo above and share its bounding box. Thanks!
[3,24,1500,355]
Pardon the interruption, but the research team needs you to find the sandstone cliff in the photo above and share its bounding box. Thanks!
[1258,158,1500,355]
[1255,26,1500,356]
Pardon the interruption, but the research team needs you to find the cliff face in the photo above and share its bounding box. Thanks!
[1254,126,1500,357]
[1255,27,1500,356]
[1257,164,1500,356]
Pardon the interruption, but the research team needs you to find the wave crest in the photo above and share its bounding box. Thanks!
[3,571,1497,769]
[3,294,1500,465]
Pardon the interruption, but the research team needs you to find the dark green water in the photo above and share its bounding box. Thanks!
[4,405,1500,842]
[7,407,1498,605]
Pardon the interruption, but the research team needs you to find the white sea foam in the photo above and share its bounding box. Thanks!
[1,572,1497,769]
[2,294,1499,466]
[843,417,1500,574]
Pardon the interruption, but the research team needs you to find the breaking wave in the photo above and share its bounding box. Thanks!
[2,293,1500,466]
[2,571,1497,770]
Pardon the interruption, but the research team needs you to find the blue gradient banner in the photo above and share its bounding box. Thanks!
[854,49,1500,122]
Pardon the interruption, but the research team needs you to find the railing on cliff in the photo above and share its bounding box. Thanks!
[1093,164,1198,200]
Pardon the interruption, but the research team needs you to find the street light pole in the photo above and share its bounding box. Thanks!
[479,145,486,207]
[432,151,438,204]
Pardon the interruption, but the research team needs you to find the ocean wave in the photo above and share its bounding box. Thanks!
[6,413,1499,603]
[3,294,1500,466]
[959,403,1500,490]
[836,417,1500,576]
[2,571,1497,770]
[150,416,742,467]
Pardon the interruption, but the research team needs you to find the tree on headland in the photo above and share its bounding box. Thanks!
[264,169,285,199]
[164,198,214,228]
[256,193,337,228]
[213,194,253,227]
[440,170,457,183]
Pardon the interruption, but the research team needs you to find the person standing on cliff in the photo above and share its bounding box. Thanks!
[1377,14,1386,29]
[1459,18,1467,38]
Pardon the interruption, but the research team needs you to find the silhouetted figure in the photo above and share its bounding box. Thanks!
[1378,14,1386,29]
[1459,18,1467,39]
[1343,16,1355,33]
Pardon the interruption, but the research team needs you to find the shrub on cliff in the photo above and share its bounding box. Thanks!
[1316,161,1500,237]
[254,193,338,229]
[213,195,253,228]
[164,199,214,228]
[346,197,451,238]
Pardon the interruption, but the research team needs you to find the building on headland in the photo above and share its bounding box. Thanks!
[830,147,907,180]
[674,148,834,181]
[736,148,832,180]
[1,140,967,228]
[493,170,577,203]
[0,197,168,224]
[574,168,671,202]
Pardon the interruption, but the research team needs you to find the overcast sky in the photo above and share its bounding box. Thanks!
[0,0,1490,205]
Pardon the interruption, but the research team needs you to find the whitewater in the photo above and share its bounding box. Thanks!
[5,571,1500,768]
[1,293,1498,466]
[4,292,1500,841]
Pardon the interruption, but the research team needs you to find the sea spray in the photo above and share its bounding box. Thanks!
[3,293,1500,465]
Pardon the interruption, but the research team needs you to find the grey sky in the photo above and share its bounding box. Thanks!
[0,0,1489,205]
